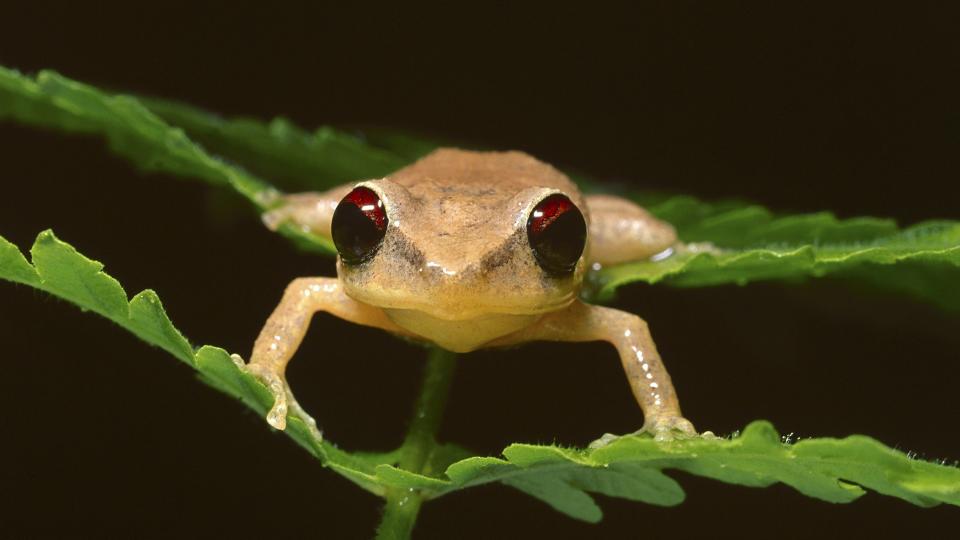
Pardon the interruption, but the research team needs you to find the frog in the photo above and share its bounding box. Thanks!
[238,148,697,442]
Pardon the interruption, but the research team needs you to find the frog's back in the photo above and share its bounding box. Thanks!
[389,148,581,203]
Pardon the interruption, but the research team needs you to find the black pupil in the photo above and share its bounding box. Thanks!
[527,195,587,276]
[331,187,388,264]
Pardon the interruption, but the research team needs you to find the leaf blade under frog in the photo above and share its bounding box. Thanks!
[1,230,958,522]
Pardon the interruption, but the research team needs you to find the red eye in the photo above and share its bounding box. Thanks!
[526,194,587,275]
[331,186,388,264]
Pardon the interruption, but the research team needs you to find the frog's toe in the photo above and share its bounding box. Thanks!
[265,396,289,431]
[588,432,621,449]
[285,394,323,442]
[239,359,290,431]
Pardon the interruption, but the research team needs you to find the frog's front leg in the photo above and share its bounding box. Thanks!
[242,277,412,431]
[492,300,695,441]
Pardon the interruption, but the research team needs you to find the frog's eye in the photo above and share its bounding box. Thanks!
[526,193,587,276]
[332,186,389,264]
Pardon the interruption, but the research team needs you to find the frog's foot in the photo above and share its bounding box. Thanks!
[644,414,698,442]
[231,355,324,441]
[232,354,291,431]
[588,414,700,449]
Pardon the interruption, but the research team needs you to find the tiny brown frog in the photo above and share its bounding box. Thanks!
[239,148,696,441]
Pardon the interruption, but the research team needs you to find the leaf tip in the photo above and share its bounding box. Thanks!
[35,228,58,243]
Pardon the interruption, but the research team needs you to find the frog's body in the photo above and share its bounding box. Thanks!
[246,148,695,440]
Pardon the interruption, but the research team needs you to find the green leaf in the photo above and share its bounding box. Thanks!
[0,230,380,495]
[440,421,959,521]
[128,290,195,365]
[0,67,268,202]
[0,66,333,254]
[505,476,604,523]
[0,236,39,286]
[2,231,958,522]
[137,96,415,191]
[31,230,130,322]
[589,218,960,303]
[839,260,960,312]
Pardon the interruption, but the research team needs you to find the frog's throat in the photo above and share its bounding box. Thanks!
[382,308,542,353]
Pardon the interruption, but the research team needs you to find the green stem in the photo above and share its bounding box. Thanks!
[375,347,457,540]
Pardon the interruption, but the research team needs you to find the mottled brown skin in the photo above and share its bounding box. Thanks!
[244,148,695,441]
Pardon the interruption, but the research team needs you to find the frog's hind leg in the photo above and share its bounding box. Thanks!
[261,184,355,240]
[585,194,677,266]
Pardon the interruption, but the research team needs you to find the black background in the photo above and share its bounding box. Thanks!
[1,3,958,538]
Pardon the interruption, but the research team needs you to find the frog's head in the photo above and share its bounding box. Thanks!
[330,149,589,321]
